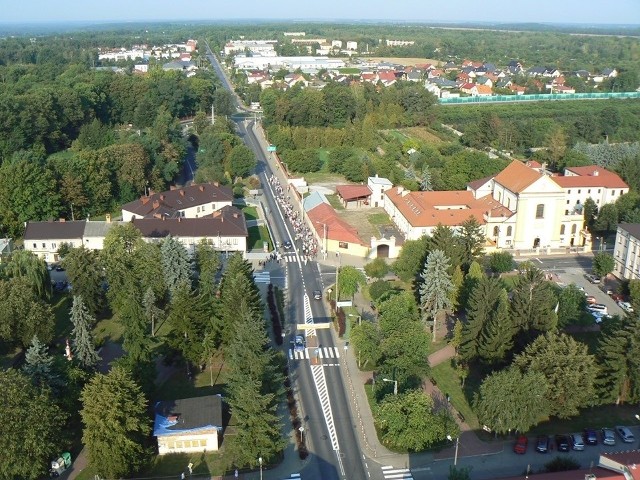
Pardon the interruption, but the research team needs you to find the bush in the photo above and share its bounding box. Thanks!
[364,258,389,280]
[336,307,346,337]
[369,280,392,301]
[488,251,515,273]
[544,456,580,472]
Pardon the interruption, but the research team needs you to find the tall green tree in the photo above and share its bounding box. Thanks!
[477,288,513,365]
[596,316,640,404]
[166,285,208,364]
[195,239,221,298]
[583,197,598,230]
[337,265,367,300]
[81,366,151,479]
[23,335,58,389]
[142,287,164,338]
[594,203,619,233]
[510,265,557,340]
[474,367,549,434]
[392,235,430,282]
[0,369,65,480]
[513,332,597,418]
[459,217,485,268]
[557,284,587,327]
[4,250,51,300]
[419,250,454,342]
[161,235,191,296]
[428,225,462,269]
[70,295,100,370]
[227,144,257,178]
[364,258,390,280]
[63,246,104,314]
[375,390,458,451]
[350,321,381,368]
[592,252,615,277]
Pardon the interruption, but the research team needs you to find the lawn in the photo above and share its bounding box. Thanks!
[304,171,345,184]
[430,360,480,429]
[93,316,125,344]
[338,67,361,75]
[52,294,72,338]
[240,204,258,222]
[326,194,345,211]
[367,212,391,225]
[247,225,272,250]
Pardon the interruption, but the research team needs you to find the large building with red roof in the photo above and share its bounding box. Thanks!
[384,160,601,251]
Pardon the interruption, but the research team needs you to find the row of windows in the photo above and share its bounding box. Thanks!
[161,438,208,450]
[493,226,513,237]
[559,224,578,235]
[567,189,602,195]
[195,203,218,214]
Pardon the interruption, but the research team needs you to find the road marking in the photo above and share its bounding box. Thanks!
[252,271,271,284]
[280,474,301,479]
[535,257,543,264]
[381,465,414,479]
[310,364,339,451]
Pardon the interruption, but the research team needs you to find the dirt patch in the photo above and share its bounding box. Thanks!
[401,127,446,144]
[364,57,443,67]
[336,207,389,241]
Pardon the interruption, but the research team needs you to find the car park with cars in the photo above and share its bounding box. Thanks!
[513,435,528,454]
[583,428,598,445]
[587,304,608,315]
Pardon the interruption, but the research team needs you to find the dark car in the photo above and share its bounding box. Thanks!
[283,240,292,250]
[535,435,550,453]
[55,265,65,272]
[313,290,322,300]
[583,428,598,446]
[513,435,528,454]
[555,435,570,452]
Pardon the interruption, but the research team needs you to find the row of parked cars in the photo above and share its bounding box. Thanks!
[514,426,635,454]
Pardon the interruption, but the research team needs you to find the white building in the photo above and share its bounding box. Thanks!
[223,40,278,56]
[613,223,640,281]
[552,165,629,211]
[346,41,358,51]
[233,55,345,71]
[367,175,393,208]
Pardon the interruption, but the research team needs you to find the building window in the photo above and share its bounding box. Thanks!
[33,243,37,248]
[493,226,499,237]
[42,242,46,248]
[588,189,591,194]
[535,204,544,219]
[565,210,569,215]
[612,191,616,196]
[566,200,570,204]
[571,224,577,234]
[598,189,601,194]
[621,190,624,196]
[339,242,348,249]
[560,225,566,235]
[52,243,56,249]
[568,190,571,194]
[197,206,200,213]
[578,189,581,194]
[507,226,512,236]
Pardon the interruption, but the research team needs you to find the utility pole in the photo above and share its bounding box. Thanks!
[211,104,215,125]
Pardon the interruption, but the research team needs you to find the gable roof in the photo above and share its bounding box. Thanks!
[335,185,372,201]
[555,166,629,189]
[307,203,366,245]
[619,223,640,240]
[24,220,86,240]
[154,395,223,437]
[122,183,233,219]
[494,160,543,194]
[467,175,495,191]
[303,191,329,212]
[132,205,247,239]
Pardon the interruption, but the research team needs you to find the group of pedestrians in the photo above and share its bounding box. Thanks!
[269,174,319,261]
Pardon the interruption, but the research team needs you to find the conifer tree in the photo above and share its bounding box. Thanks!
[160,235,191,296]
[70,295,101,369]
[419,250,453,342]
[23,336,58,389]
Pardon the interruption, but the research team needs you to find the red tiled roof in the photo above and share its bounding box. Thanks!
[474,194,514,218]
[467,175,495,191]
[335,185,372,201]
[307,203,366,246]
[554,166,629,189]
[494,160,543,193]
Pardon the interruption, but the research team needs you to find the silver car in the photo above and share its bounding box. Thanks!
[601,428,616,446]
[616,426,635,443]
[570,433,584,451]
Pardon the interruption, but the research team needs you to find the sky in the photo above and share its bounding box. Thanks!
[1,0,638,25]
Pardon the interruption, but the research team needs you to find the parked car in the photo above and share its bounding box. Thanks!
[585,273,601,284]
[570,433,585,451]
[55,265,65,272]
[587,304,608,315]
[590,311,605,324]
[583,428,598,445]
[513,435,528,454]
[618,301,634,313]
[585,295,597,304]
[535,435,550,453]
[615,426,635,443]
[555,435,571,452]
[601,428,616,446]
[313,290,322,300]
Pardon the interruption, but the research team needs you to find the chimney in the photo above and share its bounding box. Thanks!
[213,181,219,187]
[105,214,111,223]
[178,216,181,222]
[199,185,205,192]
[170,185,177,190]
[593,169,599,177]
[153,213,162,219]
[397,186,404,194]
[160,195,165,201]
[141,196,150,205]
[401,190,409,197]
[180,190,185,196]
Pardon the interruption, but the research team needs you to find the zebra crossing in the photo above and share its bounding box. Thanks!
[381,465,414,479]
[289,346,341,360]
[283,252,297,263]
[280,474,301,480]
[252,271,271,284]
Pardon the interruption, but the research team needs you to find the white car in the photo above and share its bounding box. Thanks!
[618,301,634,313]
[587,304,608,315]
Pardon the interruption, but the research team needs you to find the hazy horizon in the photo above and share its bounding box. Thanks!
[1,0,638,26]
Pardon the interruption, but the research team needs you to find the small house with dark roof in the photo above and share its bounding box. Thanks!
[122,183,233,222]
[154,395,223,455]
[24,220,87,262]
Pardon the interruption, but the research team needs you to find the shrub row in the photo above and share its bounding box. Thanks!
[267,284,283,344]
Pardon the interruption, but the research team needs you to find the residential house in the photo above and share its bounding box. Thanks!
[475,76,493,88]
[368,175,393,208]
[552,165,629,209]
[602,68,618,78]
[154,395,223,455]
[24,220,86,262]
[0,238,13,261]
[121,183,233,222]
[613,223,640,280]
[132,205,248,255]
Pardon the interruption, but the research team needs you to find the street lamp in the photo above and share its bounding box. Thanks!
[382,378,398,395]
[258,457,263,480]
[299,426,305,444]
[446,435,460,466]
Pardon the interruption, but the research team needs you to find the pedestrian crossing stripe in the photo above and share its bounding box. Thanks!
[280,475,301,479]
[381,465,413,479]
[284,255,297,263]
[289,347,341,360]
[252,272,271,284]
